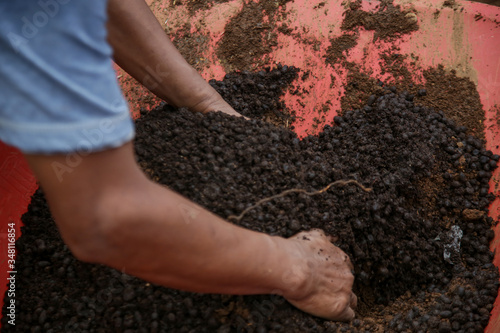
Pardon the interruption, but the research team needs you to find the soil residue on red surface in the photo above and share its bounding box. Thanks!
[170,23,210,71]
[341,0,419,41]
[325,33,359,65]
[217,2,277,72]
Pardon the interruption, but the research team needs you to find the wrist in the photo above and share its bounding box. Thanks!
[268,236,312,301]
[186,87,224,113]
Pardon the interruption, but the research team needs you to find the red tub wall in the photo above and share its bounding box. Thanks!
[0,0,499,330]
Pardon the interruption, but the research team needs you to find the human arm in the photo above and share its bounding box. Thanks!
[24,142,356,321]
[106,0,240,116]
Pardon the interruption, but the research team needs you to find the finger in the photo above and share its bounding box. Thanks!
[350,293,358,309]
[309,228,325,237]
[290,230,307,239]
[342,254,354,270]
[334,306,356,322]
[326,234,339,243]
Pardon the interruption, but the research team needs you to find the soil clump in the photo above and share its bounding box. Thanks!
[325,34,359,65]
[341,0,419,41]
[209,64,299,127]
[171,23,210,72]
[216,0,290,72]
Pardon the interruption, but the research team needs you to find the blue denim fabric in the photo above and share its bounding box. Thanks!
[0,0,134,154]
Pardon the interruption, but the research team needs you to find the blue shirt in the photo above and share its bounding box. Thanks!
[0,0,134,154]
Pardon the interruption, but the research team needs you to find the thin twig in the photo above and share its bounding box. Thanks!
[228,179,372,222]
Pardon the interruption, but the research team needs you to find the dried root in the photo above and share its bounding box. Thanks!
[228,179,372,222]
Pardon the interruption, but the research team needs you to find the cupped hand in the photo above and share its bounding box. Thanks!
[282,229,357,321]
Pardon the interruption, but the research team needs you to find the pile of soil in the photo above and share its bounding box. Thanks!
[3,71,498,331]
[322,1,486,141]
[208,64,299,127]
[319,0,486,150]
[337,64,486,141]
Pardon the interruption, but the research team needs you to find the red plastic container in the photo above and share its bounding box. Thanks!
[1,0,499,330]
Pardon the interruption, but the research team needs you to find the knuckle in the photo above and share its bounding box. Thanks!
[294,231,307,238]
[310,228,324,236]
[338,294,351,308]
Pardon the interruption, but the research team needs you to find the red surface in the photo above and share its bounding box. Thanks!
[1,0,499,329]
[0,143,37,326]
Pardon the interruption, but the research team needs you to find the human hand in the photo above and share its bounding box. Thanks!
[107,0,245,119]
[187,88,244,118]
[281,229,357,321]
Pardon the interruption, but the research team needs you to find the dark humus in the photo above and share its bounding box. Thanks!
[2,68,498,332]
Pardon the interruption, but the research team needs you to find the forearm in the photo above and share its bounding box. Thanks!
[99,180,301,295]
[106,0,235,114]
[26,142,355,320]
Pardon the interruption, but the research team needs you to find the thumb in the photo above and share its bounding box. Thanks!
[334,306,356,322]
